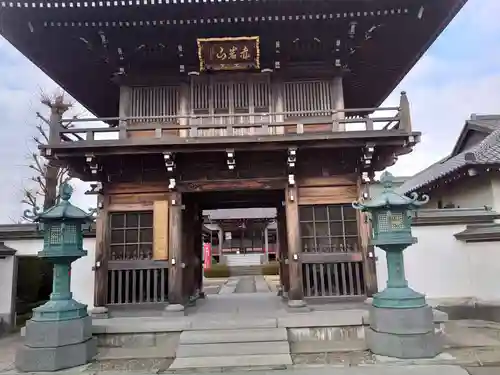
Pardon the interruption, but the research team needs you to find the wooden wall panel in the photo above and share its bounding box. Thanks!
[107,182,169,195]
[127,129,155,139]
[108,193,170,210]
[298,174,357,187]
[298,185,358,205]
[153,200,170,260]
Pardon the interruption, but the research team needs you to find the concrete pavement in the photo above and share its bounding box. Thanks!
[0,365,487,375]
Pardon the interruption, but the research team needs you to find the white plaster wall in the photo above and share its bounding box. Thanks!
[425,174,494,209]
[490,175,500,212]
[375,224,500,301]
[3,238,96,310]
[0,256,15,323]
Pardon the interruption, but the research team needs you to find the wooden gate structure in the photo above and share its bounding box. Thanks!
[1,0,467,308]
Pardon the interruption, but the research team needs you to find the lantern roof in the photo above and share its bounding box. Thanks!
[353,171,429,211]
[34,183,95,222]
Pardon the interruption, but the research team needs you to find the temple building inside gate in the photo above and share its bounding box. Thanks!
[0,0,466,310]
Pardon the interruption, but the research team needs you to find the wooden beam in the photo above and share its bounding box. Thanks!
[106,182,169,194]
[298,174,357,187]
[285,185,304,301]
[42,130,418,155]
[153,200,169,260]
[94,193,110,307]
[179,178,286,192]
[168,191,184,305]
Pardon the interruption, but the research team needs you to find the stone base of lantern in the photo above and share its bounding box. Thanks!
[365,304,444,359]
[15,316,97,372]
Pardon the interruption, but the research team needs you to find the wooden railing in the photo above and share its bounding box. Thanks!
[302,261,365,298]
[56,92,412,144]
[107,260,169,305]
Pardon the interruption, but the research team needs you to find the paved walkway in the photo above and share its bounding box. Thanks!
[0,334,18,373]
[234,276,257,293]
[4,277,500,373]
[0,365,495,375]
[191,276,285,316]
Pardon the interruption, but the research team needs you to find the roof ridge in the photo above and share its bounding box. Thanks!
[471,114,500,121]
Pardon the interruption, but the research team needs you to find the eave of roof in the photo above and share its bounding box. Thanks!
[0,0,468,118]
[0,242,17,257]
[454,223,500,243]
[397,116,500,195]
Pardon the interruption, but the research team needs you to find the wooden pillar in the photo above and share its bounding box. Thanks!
[118,86,131,139]
[218,229,224,262]
[332,76,345,131]
[168,191,184,305]
[264,226,269,264]
[272,77,285,134]
[94,193,110,308]
[179,82,189,137]
[194,209,204,296]
[285,186,304,303]
[277,205,289,294]
[182,201,195,301]
[357,179,378,296]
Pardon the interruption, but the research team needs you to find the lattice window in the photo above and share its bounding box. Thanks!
[49,226,62,245]
[63,224,77,244]
[190,75,271,129]
[299,205,358,253]
[109,212,154,260]
[130,86,179,122]
[284,80,332,117]
[377,213,390,232]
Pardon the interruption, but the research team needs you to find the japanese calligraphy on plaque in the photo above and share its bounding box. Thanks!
[197,36,260,72]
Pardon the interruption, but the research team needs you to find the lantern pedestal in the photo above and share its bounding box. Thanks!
[15,318,96,372]
[366,245,443,359]
[365,305,443,359]
[15,257,97,372]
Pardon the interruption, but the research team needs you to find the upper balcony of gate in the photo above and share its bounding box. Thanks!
[46,81,418,155]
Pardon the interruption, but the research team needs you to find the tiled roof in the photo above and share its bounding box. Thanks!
[397,116,500,194]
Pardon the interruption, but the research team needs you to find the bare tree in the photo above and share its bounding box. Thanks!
[21,92,75,221]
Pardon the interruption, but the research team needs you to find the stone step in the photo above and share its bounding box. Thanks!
[179,328,287,344]
[177,341,290,358]
[169,354,293,370]
[228,266,264,276]
[97,346,166,360]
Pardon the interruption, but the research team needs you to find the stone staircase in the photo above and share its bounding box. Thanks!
[228,265,264,276]
[169,327,292,370]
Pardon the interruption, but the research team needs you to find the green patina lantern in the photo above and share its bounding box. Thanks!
[25,183,95,321]
[353,171,429,309]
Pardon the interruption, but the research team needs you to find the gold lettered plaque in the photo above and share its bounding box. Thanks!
[197,36,260,72]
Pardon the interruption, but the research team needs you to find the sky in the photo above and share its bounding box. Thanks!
[0,0,499,223]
